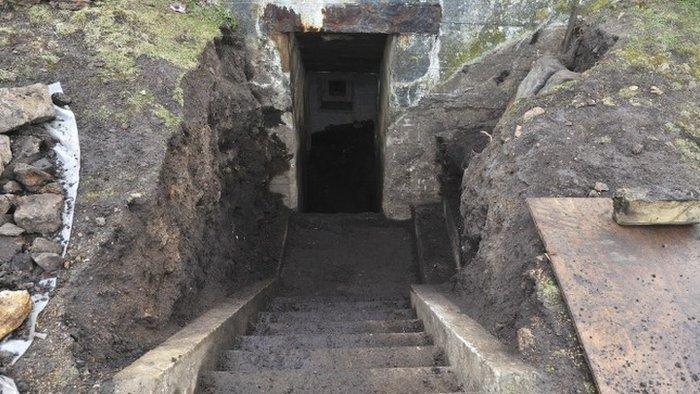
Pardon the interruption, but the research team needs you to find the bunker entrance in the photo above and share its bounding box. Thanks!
[292,33,388,213]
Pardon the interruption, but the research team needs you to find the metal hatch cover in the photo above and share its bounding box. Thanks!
[527,197,699,393]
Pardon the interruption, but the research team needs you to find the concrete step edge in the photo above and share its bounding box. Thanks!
[253,318,424,335]
[218,345,446,372]
[200,366,462,394]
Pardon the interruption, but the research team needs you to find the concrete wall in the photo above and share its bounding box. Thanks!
[232,0,567,216]
[307,72,379,133]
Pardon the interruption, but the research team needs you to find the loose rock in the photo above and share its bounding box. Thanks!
[523,107,546,122]
[38,182,62,194]
[30,237,63,254]
[0,222,25,236]
[0,135,12,165]
[12,135,41,161]
[0,236,24,264]
[0,84,55,134]
[32,252,63,272]
[517,327,536,353]
[0,290,32,340]
[0,194,13,214]
[14,193,63,234]
[594,182,610,192]
[2,180,23,194]
[51,92,72,107]
[14,163,55,192]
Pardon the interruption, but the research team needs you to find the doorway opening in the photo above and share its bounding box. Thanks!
[291,33,389,213]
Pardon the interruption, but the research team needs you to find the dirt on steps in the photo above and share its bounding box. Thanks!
[279,213,418,300]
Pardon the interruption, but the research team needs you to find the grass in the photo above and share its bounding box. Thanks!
[18,0,233,80]
[618,1,700,79]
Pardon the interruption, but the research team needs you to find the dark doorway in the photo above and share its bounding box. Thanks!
[306,120,377,213]
[294,33,387,213]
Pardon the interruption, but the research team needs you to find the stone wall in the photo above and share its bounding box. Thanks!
[231,0,567,216]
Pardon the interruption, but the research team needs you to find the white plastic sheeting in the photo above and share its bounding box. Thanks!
[0,375,19,394]
[46,82,80,256]
[0,82,80,390]
[0,278,57,365]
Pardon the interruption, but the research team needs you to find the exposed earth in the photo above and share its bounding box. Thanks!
[0,0,698,393]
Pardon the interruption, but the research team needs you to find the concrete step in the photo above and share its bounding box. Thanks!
[254,318,423,335]
[257,308,414,323]
[234,332,432,351]
[219,346,446,372]
[200,367,462,393]
[272,295,409,305]
[267,298,411,312]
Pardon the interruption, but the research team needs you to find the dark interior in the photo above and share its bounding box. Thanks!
[297,33,387,213]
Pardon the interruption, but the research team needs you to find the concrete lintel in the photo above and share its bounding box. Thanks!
[261,2,441,34]
[410,285,543,393]
[113,278,277,394]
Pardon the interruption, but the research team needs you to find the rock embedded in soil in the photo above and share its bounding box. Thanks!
[14,163,55,192]
[523,107,546,122]
[516,55,566,99]
[539,69,581,95]
[0,289,32,340]
[30,237,63,254]
[594,182,609,192]
[0,236,24,264]
[517,327,536,353]
[0,84,55,134]
[0,222,25,236]
[50,92,72,107]
[14,193,63,234]
[32,252,63,272]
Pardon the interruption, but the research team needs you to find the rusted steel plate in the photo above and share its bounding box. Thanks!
[527,198,699,393]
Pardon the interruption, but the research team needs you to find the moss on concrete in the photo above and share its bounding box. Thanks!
[441,26,508,80]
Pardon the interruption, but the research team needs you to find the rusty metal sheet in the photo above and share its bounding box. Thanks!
[527,198,700,393]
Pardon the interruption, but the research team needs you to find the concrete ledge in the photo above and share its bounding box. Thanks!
[410,285,543,393]
[113,278,277,394]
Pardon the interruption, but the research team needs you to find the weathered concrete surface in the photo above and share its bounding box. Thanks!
[260,2,441,34]
[383,26,566,219]
[613,189,700,225]
[413,203,456,284]
[112,279,276,394]
[411,285,543,393]
[0,84,55,133]
[232,0,567,211]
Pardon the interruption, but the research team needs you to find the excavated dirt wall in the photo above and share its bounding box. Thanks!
[61,28,289,369]
[3,28,289,392]
[449,3,700,392]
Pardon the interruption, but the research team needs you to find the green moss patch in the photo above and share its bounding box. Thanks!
[618,1,700,79]
[17,1,232,80]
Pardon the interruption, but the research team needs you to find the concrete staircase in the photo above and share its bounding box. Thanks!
[199,214,462,393]
[199,296,462,393]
